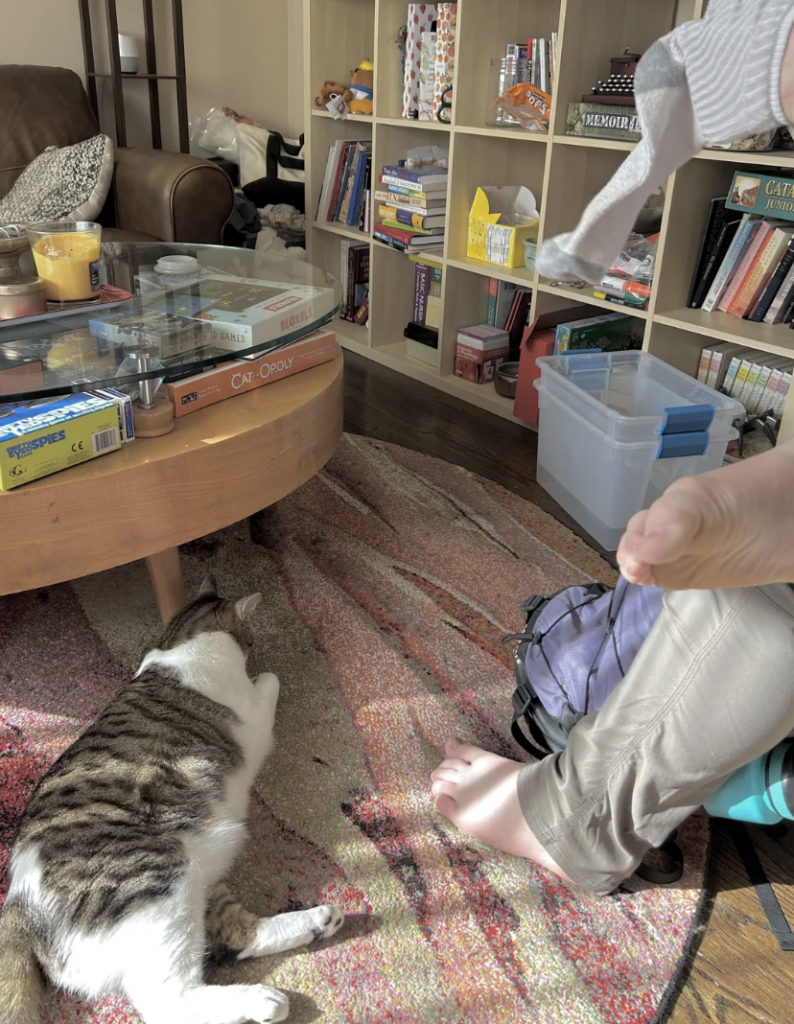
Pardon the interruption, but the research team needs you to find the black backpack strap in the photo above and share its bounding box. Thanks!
[729,820,794,951]
[511,683,553,760]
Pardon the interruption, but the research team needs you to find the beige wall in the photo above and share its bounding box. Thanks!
[0,0,305,152]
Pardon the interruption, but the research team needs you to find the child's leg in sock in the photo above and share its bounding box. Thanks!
[537,0,794,284]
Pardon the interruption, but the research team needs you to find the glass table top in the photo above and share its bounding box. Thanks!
[0,242,342,404]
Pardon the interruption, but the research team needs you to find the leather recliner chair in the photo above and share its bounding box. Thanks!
[0,64,234,243]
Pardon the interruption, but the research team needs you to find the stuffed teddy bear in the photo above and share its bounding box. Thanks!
[348,61,374,115]
[315,81,350,111]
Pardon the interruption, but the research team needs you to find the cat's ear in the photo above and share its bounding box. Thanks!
[199,575,218,598]
[234,593,262,622]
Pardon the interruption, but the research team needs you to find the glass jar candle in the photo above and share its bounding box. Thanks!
[26,222,102,303]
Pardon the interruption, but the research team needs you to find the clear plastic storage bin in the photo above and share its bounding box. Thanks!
[534,351,743,550]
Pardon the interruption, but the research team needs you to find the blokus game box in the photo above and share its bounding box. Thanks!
[164,328,338,417]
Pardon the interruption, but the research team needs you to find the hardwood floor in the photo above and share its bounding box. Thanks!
[343,349,794,1024]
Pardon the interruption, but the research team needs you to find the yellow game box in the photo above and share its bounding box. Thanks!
[0,393,122,490]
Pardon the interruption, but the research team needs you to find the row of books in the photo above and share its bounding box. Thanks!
[688,200,794,323]
[316,140,372,232]
[339,241,370,324]
[373,159,447,255]
[504,37,557,96]
[402,3,457,122]
[697,341,792,416]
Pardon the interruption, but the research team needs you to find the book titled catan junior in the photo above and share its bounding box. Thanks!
[726,171,794,221]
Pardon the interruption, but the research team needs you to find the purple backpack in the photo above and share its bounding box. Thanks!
[508,577,664,761]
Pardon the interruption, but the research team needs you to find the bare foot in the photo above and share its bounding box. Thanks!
[430,740,573,883]
[617,439,794,591]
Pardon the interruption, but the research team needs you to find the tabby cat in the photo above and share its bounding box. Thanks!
[0,577,343,1024]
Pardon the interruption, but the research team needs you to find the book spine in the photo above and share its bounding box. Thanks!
[696,347,712,383]
[352,246,370,320]
[750,239,794,321]
[374,190,436,209]
[687,198,726,308]
[773,371,791,419]
[418,29,438,121]
[380,166,444,185]
[748,364,774,414]
[722,355,742,395]
[343,244,357,321]
[763,368,784,413]
[339,239,351,320]
[730,358,754,400]
[728,230,779,317]
[414,263,430,323]
[379,174,430,193]
[764,261,794,322]
[374,230,408,252]
[702,216,753,312]
[487,278,498,327]
[738,362,763,407]
[719,224,769,313]
[706,349,724,389]
[378,205,427,229]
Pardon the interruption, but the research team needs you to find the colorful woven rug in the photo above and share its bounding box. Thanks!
[0,434,709,1024]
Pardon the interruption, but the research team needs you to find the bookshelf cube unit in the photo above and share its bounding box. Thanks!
[304,0,794,440]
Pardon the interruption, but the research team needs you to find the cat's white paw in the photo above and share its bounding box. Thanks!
[255,672,280,696]
[306,904,344,942]
[240,984,289,1023]
[237,906,344,959]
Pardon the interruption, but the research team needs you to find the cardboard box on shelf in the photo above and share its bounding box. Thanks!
[467,186,539,269]
[454,324,509,384]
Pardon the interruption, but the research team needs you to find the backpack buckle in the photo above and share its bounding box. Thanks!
[520,595,545,614]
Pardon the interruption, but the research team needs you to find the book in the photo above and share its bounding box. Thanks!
[381,165,449,185]
[338,145,364,224]
[149,276,337,351]
[717,220,771,312]
[373,229,441,253]
[347,147,372,226]
[413,262,431,324]
[343,244,369,323]
[696,347,712,383]
[687,197,735,307]
[701,214,755,312]
[379,173,447,194]
[380,218,443,236]
[317,140,343,221]
[426,267,443,330]
[374,189,447,211]
[765,259,794,323]
[374,222,442,247]
[402,4,438,119]
[749,233,794,321]
[164,329,338,418]
[327,141,355,221]
[705,343,744,389]
[377,205,446,230]
[728,225,793,318]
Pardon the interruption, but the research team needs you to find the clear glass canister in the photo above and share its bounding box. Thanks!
[486,56,531,127]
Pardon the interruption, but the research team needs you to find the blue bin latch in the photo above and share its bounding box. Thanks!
[655,404,715,460]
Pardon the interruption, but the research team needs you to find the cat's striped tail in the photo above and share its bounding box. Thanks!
[0,902,43,1024]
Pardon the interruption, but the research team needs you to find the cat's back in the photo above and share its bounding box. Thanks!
[10,671,244,931]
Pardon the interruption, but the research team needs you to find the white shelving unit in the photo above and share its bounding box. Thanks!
[303,0,794,441]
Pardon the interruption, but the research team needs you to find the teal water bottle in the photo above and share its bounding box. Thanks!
[704,741,794,824]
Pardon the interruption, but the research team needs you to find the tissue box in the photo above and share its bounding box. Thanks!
[454,325,509,384]
[467,186,539,268]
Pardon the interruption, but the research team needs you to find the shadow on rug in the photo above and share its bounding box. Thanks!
[0,434,709,1024]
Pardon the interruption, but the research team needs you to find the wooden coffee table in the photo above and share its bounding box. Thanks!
[0,352,343,621]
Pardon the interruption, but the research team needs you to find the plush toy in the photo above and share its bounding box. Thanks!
[315,81,350,111]
[348,60,374,115]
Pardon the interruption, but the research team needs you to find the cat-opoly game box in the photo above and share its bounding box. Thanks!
[0,393,121,490]
[164,328,338,417]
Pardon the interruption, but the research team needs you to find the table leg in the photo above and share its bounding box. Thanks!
[145,547,186,623]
